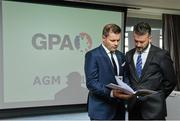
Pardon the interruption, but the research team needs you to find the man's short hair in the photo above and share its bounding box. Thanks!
[102,24,121,37]
[133,22,151,35]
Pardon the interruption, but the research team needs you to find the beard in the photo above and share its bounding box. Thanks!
[136,43,149,53]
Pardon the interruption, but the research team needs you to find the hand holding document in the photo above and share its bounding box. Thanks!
[106,76,157,96]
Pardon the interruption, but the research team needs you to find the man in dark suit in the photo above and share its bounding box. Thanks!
[126,22,177,120]
[84,24,129,120]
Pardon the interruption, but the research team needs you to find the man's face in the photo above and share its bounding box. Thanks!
[133,32,151,52]
[103,32,121,52]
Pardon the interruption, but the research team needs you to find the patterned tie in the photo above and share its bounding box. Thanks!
[136,53,142,78]
[110,52,118,75]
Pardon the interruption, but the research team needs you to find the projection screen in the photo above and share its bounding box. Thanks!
[0,0,126,109]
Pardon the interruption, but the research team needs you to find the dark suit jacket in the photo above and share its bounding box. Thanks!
[126,45,177,120]
[84,45,128,120]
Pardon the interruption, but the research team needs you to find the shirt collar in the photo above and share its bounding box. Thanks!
[135,43,151,54]
[102,44,111,54]
[143,43,151,53]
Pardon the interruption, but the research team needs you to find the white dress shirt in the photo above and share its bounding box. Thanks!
[133,43,151,69]
[102,44,119,75]
[102,44,120,98]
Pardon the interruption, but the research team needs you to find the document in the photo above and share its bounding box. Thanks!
[106,76,157,96]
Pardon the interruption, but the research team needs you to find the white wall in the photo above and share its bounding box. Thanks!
[166,91,180,120]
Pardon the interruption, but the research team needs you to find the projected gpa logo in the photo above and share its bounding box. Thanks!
[32,32,92,52]
[74,32,92,52]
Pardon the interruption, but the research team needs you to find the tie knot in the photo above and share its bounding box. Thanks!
[138,51,142,55]
[110,51,115,56]
[138,53,141,58]
[110,51,114,53]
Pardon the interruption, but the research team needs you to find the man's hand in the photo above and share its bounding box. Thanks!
[112,89,132,100]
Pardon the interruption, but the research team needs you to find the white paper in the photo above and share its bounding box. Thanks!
[106,77,157,96]
[106,83,135,95]
[115,76,135,94]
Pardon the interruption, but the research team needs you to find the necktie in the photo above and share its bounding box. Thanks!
[110,52,118,75]
[136,53,142,78]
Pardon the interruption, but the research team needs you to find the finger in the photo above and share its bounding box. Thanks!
[117,94,132,100]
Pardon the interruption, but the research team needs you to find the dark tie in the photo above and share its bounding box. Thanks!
[136,53,142,78]
[110,52,118,75]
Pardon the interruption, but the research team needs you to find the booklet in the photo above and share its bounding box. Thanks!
[106,76,157,96]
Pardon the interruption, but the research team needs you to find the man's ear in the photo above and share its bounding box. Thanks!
[149,36,152,42]
[102,35,106,39]
[102,35,106,42]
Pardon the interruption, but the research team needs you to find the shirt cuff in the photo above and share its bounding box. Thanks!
[110,90,114,98]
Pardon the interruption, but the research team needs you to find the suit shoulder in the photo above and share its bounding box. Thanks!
[152,45,169,55]
[85,46,102,58]
[151,45,172,61]
[126,48,135,56]
[85,46,99,54]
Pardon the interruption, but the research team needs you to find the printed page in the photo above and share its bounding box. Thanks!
[106,76,157,96]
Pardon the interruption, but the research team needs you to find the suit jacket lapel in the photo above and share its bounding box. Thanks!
[116,52,122,67]
[99,45,114,74]
[141,45,154,81]
[128,49,139,82]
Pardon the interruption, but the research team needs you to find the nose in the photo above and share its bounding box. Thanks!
[136,42,141,47]
[114,41,119,46]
